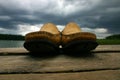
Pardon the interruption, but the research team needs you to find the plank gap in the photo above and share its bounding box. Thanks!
[0,68,120,75]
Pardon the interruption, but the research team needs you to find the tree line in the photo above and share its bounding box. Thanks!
[0,34,24,40]
[106,34,120,39]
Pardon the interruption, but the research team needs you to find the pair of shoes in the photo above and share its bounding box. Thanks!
[24,22,98,54]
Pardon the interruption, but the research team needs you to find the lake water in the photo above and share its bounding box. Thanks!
[0,40,24,48]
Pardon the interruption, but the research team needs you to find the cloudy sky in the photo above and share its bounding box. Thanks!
[0,0,120,38]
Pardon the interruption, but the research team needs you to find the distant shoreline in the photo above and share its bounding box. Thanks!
[97,39,120,45]
[0,34,24,40]
[0,34,120,45]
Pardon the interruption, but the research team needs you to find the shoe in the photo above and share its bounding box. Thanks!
[61,22,98,53]
[24,23,61,54]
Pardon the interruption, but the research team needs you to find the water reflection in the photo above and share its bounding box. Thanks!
[0,40,24,48]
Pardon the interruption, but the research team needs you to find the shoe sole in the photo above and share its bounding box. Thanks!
[24,39,59,54]
[62,40,98,53]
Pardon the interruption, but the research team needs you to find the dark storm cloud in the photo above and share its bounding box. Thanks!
[0,0,120,37]
[78,0,120,33]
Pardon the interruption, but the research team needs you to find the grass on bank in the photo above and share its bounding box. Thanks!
[97,39,120,45]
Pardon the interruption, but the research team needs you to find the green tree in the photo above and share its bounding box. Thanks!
[106,34,120,39]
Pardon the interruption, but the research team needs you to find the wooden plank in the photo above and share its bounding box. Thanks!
[94,45,120,52]
[95,45,120,51]
[0,47,28,55]
[0,53,120,73]
[0,48,28,54]
[0,70,120,80]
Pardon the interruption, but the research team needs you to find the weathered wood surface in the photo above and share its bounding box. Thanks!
[0,45,120,80]
[0,48,28,54]
[0,53,120,73]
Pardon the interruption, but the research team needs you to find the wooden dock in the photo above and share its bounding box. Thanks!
[0,45,120,80]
